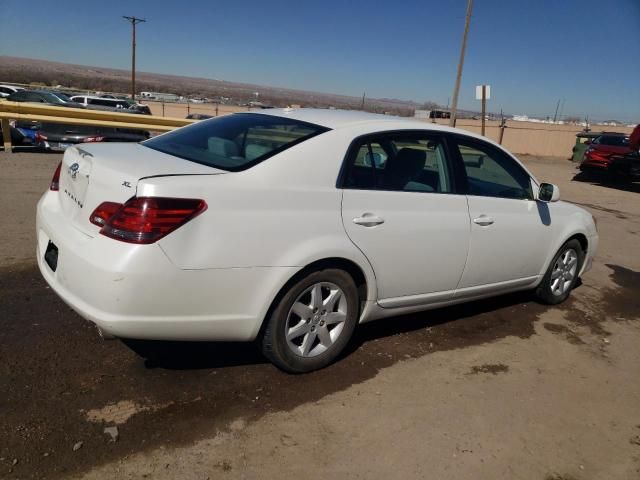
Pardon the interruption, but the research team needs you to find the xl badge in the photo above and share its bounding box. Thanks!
[68,163,80,180]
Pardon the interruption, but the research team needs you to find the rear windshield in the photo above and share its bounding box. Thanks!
[143,113,329,171]
[594,135,629,146]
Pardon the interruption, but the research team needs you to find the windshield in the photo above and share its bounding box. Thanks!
[143,113,329,171]
[51,92,72,102]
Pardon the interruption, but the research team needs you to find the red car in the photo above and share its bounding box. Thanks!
[580,133,632,175]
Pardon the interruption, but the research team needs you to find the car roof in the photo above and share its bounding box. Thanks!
[243,108,411,129]
[240,107,538,182]
[243,107,482,137]
[70,95,125,100]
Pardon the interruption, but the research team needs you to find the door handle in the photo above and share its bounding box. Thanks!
[473,215,495,226]
[353,213,385,227]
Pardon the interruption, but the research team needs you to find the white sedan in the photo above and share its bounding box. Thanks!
[37,109,598,372]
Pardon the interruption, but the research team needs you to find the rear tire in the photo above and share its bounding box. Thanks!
[261,268,359,373]
[535,239,584,305]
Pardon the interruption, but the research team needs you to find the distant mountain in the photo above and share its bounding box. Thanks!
[0,56,436,116]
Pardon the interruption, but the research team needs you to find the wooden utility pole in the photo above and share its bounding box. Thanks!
[361,92,366,110]
[552,98,561,123]
[449,0,474,127]
[123,16,146,101]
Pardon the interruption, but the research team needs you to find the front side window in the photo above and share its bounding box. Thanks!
[143,113,329,171]
[342,133,453,193]
[454,137,532,200]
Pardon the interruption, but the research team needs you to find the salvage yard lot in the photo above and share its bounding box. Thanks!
[0,151,639,479]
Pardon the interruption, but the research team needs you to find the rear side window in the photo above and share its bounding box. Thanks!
[453,136,532,200]
[143,113,329,171]
[342,133,453,194]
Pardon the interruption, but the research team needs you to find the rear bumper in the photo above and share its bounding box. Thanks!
[580,160,610,171]
[36,191,296,341]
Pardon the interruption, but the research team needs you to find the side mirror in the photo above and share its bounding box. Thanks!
[538,183,560,202]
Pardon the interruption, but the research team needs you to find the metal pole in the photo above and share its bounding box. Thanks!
[1,118,13,153]
[481,85,486,136]
[123,16,146,101]
[449,0,474,127]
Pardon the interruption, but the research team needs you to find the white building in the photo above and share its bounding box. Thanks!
[139,92,182,102]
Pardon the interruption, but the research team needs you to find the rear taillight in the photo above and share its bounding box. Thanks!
[85,136,105,143]
[36,132,48,142]
[50,162,62,191]
[90,202,122,227]
[98,197,207,244]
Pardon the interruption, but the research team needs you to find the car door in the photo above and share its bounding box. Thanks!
[450,134,553,294]
[340,131,471,307]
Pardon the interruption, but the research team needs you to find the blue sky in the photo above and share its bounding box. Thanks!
[1,0,639,122]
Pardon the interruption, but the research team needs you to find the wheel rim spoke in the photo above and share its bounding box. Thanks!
[287,320,310,341]
[325,311,346,325]
[291,301,312,320]
[310,284,323,310]
[316,325,332,347]
[323,288,342,311]
[301,331,317,356]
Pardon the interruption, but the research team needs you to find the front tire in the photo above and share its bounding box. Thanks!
[261,268,359,373]
[535,239,584,305]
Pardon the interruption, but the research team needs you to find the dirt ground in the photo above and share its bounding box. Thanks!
[0,151,638,480]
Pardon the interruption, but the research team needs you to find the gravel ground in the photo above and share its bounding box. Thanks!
[0,151,638,479]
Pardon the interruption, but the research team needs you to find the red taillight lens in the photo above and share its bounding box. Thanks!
[85,136,105,143]
[50,162,62,191]
[100,197,207,244]
[586,149,609,161]
[36,132,48,142]
[90,201,123,227]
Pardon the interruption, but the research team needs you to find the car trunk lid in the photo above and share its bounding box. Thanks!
[58,143,225,236]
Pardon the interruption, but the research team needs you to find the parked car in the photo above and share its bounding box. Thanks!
[0,84,25,98]
[70,95,151,115]
[36,109,598,372]
[186,113,213,120]
[0,122,27,146]
[34,123,150,151]
[579,133,632,176]
[6,90,85,108]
